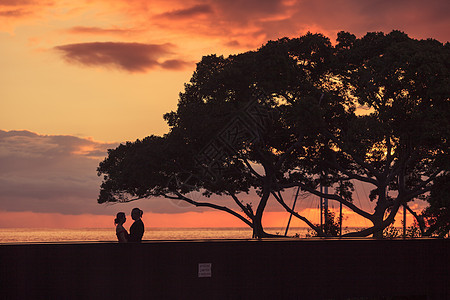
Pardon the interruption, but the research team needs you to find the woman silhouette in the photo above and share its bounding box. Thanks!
[129,208,144,242]
[114,212,129,243]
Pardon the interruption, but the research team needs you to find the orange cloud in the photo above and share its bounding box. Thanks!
[0,0,54,18]
[64,26,142,36]
[0,9,29,17]
[54,42,193,72]
[1,0,41,5]
[0,0,54,31]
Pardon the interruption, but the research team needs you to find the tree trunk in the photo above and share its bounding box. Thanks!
[252,170,273,238]
[252,218,264,238]
[372,184,388,239]
[371,212,385,239]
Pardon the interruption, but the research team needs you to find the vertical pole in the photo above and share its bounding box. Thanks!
[323,186,329,223]
[285,186,300,237]
[403,204,407,238]
[339,202,343,237]
[320,186,323,228]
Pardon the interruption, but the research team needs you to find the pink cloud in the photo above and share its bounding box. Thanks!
[54,42,193,72]
[108,0,449,47]
[145,0,294,46]
[285,0,450,42]
[211,0,289,22]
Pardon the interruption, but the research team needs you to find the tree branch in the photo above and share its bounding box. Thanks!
[242,158,263,179]
[228,192,254,221]
[343,200,402,237]
[162,192,253,227]
[404,203,426,234]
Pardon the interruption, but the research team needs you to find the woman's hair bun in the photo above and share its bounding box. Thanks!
[114,212,126,224]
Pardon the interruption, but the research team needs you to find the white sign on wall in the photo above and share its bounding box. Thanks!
[198,263,212,278]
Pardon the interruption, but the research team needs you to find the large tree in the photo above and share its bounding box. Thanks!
[98,31,449,238]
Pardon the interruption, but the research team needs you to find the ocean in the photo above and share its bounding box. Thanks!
[0,227,312,243]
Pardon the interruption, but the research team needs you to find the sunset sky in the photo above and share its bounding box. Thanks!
[1,0,449,229]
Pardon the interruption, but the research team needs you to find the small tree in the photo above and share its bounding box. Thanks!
[306,211,342,237]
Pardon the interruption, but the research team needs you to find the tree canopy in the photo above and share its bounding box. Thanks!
[98,30,449,238]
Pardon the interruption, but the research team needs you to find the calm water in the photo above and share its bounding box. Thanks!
[0,227,311,243]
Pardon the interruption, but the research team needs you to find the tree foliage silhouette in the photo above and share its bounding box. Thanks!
[98,30,449,238]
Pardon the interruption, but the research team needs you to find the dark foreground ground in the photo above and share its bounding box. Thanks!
[0,238,448,299]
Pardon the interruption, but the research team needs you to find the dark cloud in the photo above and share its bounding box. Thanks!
[158,4,213,19]
[0,130,117,215]
[54,42,193,72]
[160,59,194,70]
[224,40,242,48]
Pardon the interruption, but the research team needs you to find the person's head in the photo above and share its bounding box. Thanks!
[114,212,126,225]
[131,208,143,221]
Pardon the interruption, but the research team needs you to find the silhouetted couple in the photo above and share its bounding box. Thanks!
[114,208,145,243]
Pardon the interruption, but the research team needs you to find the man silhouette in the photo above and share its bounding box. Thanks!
[129,208,144,242]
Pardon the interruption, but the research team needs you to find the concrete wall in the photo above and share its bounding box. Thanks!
[1,238,449,299]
